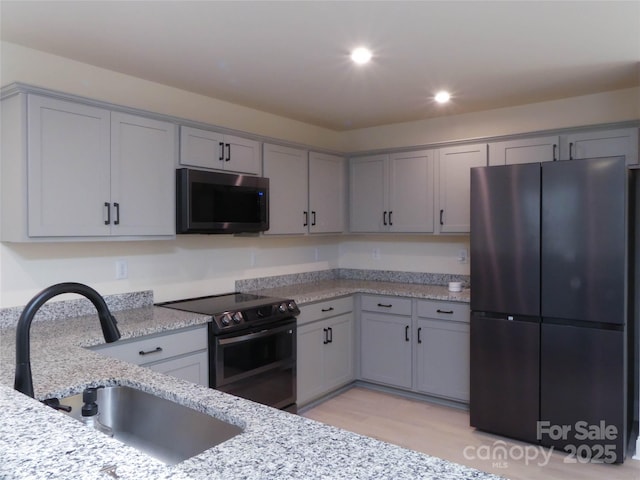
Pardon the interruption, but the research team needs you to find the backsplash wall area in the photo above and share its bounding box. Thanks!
[0,235,469,308]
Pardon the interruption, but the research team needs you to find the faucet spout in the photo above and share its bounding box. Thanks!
[14,282,121,398]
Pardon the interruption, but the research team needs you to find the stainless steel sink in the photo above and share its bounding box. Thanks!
[59,385,243,465]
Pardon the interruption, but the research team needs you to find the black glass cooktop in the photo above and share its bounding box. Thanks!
[157,292,284,315]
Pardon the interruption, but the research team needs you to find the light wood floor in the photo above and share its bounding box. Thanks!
[303,386,640,480]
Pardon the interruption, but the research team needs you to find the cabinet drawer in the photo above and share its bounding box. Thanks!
[360,295,412,316]
[91,325,207,365]
[297,296,353,326]
[416,300,469,323]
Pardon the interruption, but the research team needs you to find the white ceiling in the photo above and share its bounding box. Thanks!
[1,1,639,131]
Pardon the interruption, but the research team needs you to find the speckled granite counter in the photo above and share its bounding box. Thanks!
[0,283,495,480]
[246,279,470,305]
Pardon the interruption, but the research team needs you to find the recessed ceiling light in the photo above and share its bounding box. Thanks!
[435,91,451,103]
[351,47,372,65]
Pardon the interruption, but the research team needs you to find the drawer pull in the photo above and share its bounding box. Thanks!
[321,307,334,312]
[139,347,163,356]
[436,309,454,314]
[377,303,393,308]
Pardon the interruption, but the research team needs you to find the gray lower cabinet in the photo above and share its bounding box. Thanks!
[359,295,470,403]
[90,324,209,387]
[415,300,470,402]
[297,297,354,406]
[359,295,413,389]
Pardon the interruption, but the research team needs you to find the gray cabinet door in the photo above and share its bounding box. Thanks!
[388,150,434,233]
[438,143,487,233]
[297,320,326,405]
[562,127,638,164]
[309,152,345,234]
[323,313,354,391]
[180,127,261,175]
[27,95,111,236]
[111,112,175,236]
[349,155,387,232]
[415,318,469,401]
[297,312,354,405]
[263,143,308,235]
[360,311,412,389]
[488,136,559,166]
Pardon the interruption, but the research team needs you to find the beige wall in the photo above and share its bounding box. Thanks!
[0,42,346,151]
[0,42,637,308]
[346,87,640,152]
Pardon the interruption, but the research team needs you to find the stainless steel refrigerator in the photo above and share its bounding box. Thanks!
[469,156,629,463]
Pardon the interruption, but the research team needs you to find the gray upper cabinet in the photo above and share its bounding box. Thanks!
[488,135,560,166]
[27,96,112,237]
[179,125,261,175]
[349,154,386,232]
[388,150,435,233]
[308,152,345,234]
[264,145,345,235]
[263,143,309,235]
[437,143,487,233]
[349,150,435,233]
[1,94,176,241]
[560,127,638,164]
[110,112,176,236]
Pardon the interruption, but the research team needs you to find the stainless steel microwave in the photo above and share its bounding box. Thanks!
[176,168,269,234]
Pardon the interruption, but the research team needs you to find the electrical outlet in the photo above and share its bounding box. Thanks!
[372,248,381,260]
[458,248,468,264]
[115,260,128,280]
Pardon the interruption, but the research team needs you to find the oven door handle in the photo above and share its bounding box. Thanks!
[218,328,281,345]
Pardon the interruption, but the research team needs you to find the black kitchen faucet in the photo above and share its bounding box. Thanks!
[14,282,121,398]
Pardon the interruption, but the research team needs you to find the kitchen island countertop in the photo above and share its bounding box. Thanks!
[0,282,493,480]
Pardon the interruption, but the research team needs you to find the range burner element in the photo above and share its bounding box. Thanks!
[157,292,299,334]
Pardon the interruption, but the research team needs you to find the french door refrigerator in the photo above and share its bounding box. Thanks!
[469,156,628,463]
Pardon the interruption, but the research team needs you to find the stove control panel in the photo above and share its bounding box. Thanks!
[211,299,299,332]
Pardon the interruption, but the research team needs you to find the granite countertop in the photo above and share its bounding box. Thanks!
[247,278,470,305]
[0,282,493,480]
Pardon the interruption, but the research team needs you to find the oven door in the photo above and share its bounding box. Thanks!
[211,319,296,410]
